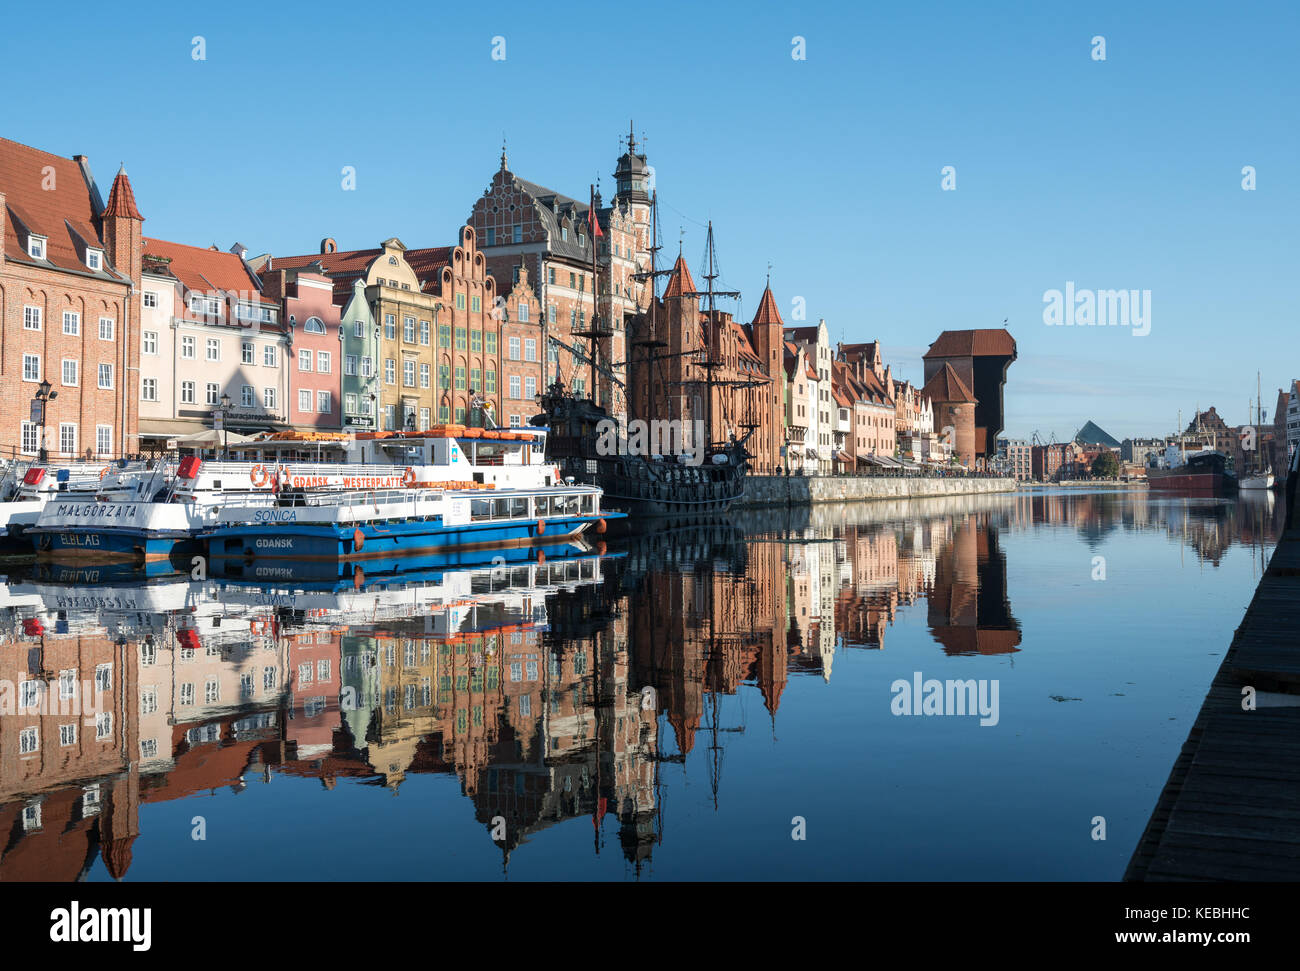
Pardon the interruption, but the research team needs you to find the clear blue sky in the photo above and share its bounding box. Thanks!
[5,0,1296,440]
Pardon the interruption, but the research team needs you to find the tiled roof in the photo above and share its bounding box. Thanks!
[0,136,129,280]
[785,325,820,344]
[923,328,1017,360]
[921,362,977,403]
[102,166,143,220]
[663,254,697,299]
[751,284,784,326]
[142,237,272,303]
[268,244,454,301]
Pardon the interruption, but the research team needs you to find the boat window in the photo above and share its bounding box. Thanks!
[582,493,596,515]
[491,498,509,519]
[508,496,529,518]
[535,496,552,517]
[471,499,493,521]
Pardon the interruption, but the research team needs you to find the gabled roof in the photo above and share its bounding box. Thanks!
[785,325,820,345]
[268,244,454,302]
[751,284,784,326]
[921,362,977,403]
[0,136,132,280]
[663,254,696,299]
[142,237,272,303]
[923,328,1017,360]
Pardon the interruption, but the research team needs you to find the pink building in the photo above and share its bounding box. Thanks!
[260,264,341,430]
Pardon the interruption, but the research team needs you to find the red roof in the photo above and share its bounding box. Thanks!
[102,166,143,220]
[270,244,454,301]
[921,362,977,403]
[923,329,1017,360]
[751,284,784,326]
[142,237,271,303]
[662,254,696,299]
[0,136,129,277]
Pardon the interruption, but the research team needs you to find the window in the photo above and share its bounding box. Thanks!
[20,727,38,754]
[345,392,357,414]
[240,341,254,364]
[206,338,220,361]
[455,293,466,311]
[28,235,46,259]
[360,356,373,377]
[264,387,276,409]
[438,364,450,389]
[438,323,451,347]
[525,376,536,398]
[81,245,103,268]
[384,404,395,431]
[299,349,312,371]
[23,354,40,382]
[181,336,196,359]
[470,329,482,352]
[548,268,556,285]
[98,363,113,389]
[95,712,112,740]
[508,337,520,360]
[257,343,275,368]
[509,413,521,427]
[23,306,42,330]
[317,390,331,413]
[420,363,430,388]
[519,303,530,323]
[485,369,496,394]
[548,304,556,324]
[385,359,396,384]
[455,406,466,423]
[61,359,78,386]
[206,383,219,406]
[486,332,497,355]
[303,316,325,334]
[299,389,312,412]
[181,381,195,404]
[420,407,430,429]
[403,316,415,342]
[509,375,521,399]
[63,311,80,336]
[569,272,576,288]
[455,366,466,390]
[470,367,481,390]
[471,295,482,313]
[439,404,450,422]
[403,359,415,386]
[141,378,158,401]
[61,724,77,746]
[241,385,254,408]
[512,225,522,244]
[317,351,330,373]
[486,227,496,246]
[98,316,114,340]
[141,687,157,715]
[96,425,112,456]
[524,338,536,361]
[345,354,358,375]
[384,314,396,339]
[455,326,467,350]
[95,663,112,692]
[143,291,158,309]
[143,330,158,355]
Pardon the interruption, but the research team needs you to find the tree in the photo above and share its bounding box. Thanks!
[1091,451,1120,479]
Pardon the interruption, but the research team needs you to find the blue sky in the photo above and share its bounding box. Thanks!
[4,0,1296,440]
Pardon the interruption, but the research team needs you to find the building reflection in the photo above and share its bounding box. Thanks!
[0,490,1285,879]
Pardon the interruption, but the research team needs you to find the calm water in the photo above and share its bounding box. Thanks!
[0,488,1284,881]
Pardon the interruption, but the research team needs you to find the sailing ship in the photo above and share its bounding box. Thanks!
[1240,374,1274,490]
[531,189,752,517]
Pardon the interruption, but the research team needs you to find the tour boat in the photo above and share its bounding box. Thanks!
[25,426,572,561]
[0,461,156,550]
[201,482,622,577]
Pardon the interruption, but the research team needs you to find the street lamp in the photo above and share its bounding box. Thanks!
[33,378,58,463]
[219,392,232,459]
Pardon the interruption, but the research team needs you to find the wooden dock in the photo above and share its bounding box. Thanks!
[1126,524,1300,881]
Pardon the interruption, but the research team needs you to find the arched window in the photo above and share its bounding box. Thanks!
[303,317,326,334]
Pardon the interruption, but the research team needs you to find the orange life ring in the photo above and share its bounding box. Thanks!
[353,528,365,552]
[536,518,545,535]
[250,619,268,636]
[98,466,110,480]
[250,464,269,488]
[402,466,416,487]
[595,518,607,534]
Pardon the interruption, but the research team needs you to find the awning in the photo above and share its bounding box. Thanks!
[835,450,853,464]
[805,447,818,459]
[138,418,206,438]
[175,428,262,447]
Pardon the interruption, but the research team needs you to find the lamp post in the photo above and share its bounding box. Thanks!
[219,392,232,459]
[33,379,58,463]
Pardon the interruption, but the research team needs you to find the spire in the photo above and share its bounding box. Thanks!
[662,253,697,299]
[627,119,636,154]
[102,164,143,221]
[500,136,508,171]
[751,282,784,327]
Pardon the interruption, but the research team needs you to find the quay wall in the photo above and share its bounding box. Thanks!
[738,475,1016,507]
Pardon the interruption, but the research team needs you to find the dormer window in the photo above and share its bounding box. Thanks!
[86,248,102,271]
[28,235,46,260]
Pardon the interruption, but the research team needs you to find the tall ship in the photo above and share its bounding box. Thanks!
[531,192,753,516]
[1240,374,1274,491]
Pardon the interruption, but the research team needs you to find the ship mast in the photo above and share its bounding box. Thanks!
[682,223,739,448]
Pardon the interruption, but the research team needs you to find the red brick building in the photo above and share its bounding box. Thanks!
[0,138,142,459]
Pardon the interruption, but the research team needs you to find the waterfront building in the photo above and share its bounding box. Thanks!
[468,132,654,428]
[783,340,819,474]
[0,138,143,459]
[259,262,342,431]
[922,362,978,467]
[1283,381,1300,477]
[137,239,285,446]
[922,329,1017,465]
[997,438,1033,481]
[1121,437,1165,467]
[786,320,834,473]
[337,279,379,431]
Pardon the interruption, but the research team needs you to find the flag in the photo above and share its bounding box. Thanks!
[588,208,603,238]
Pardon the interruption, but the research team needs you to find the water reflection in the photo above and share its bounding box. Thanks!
[0,488,1285,880]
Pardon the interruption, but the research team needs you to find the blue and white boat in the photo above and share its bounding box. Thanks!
[202,482,622,575]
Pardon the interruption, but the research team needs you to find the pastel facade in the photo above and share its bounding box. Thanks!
[260,264,342,430]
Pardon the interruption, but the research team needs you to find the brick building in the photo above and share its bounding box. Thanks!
[0,138,142,459]
[922,329,1017,465]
